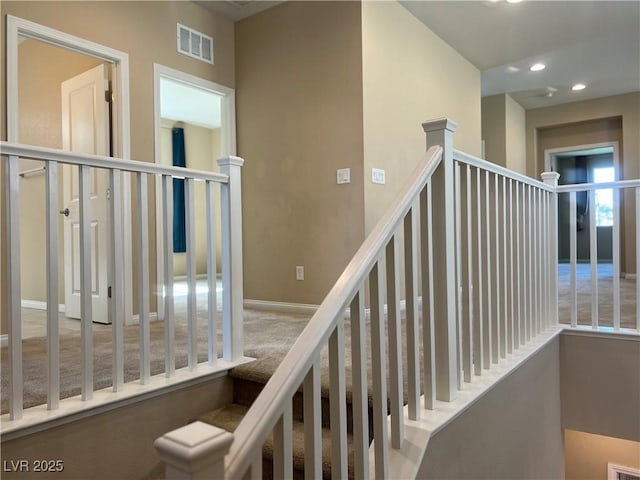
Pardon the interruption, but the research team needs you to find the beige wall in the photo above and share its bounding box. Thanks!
[235,1,365,304]
[420,338,564,479]
[565,429,640,480]
[481,93,526,174]
[560,333,640,442]
[505,94,526,174]
[159,121,222,277]
[481,94,507,165]
[362,0,482,233]
[1,1,235,327]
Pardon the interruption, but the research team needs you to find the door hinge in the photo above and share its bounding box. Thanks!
[105,88,113,104]
[108,286,112,298]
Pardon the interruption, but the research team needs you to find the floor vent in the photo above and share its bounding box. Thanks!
[177,23,214,64]
[608,463,640,480]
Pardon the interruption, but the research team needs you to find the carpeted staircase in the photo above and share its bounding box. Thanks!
[195,358,371,479]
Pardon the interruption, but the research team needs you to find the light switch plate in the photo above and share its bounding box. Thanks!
[372,168,386,185]
[337,168,351,184]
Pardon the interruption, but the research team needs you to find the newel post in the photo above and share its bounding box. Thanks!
[541,172,560,325]
[155,421,234,480]
[422,118,458,402]
[217,156,245,362]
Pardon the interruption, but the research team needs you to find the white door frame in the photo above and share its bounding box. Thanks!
[152,63,236,320]
[7,15,133,322]
[543,141,619,176]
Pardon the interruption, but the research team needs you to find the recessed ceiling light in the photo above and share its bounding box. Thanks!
[506,0,523,3]
[507,66,520,73]
[572,83,586,91]
[530,63,546,72]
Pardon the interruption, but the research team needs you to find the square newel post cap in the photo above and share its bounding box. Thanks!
[217,156,245,168]
[422,118,458,134]
[541,171,560,187]
[154,421,234,475]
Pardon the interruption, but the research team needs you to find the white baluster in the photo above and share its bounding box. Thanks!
[473,167,484,374]
[329,322,348,477]
[185,177,197,370]
[636,187,640,332]
[386,234,404,447]
[79,165,93,401]
[515,182,522,345]
[454,161,464,387]
[136,171,149,384]
[6,155,23,419]
[613,188,621,330]
[421,182,436,408]
[273,403,293,480]
[507,178,514,352]
[45,161,60,410]
[303,359,322,480]
[206,180,218,365]
[403,205,421,418]
[370,259,389,478]
[465,164,474,381]
[589,188,598,329]
[162,175,175,376]
[569,191,578,327]
[484,170,493,367]
[502,176,508,355]
[112,168,125,390]
[350,288,370,479]
[493,173,501,363]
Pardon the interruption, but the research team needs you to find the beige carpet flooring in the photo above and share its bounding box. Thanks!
[2,264,637,414]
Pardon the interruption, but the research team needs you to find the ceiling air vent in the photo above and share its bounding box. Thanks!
[177,23,214,64]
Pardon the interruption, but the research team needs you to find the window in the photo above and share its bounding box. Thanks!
[593,166,614,227]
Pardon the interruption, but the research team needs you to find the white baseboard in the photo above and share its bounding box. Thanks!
[244,299,320,315]
[21,300,65,313]
[127,312,159,326]
[1,334,7,347]
[243,297,421,320]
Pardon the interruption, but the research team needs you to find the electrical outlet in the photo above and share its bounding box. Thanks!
[296,265,304,281]
[337,168,350,184]
[372,168,386,185]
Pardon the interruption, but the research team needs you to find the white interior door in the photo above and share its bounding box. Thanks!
[61,64,111,324]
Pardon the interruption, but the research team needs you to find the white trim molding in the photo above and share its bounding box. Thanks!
[21,300,65,313]
[608,462,640,480]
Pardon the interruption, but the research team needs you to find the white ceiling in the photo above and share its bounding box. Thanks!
[197,0,640,110]
[399,0,640,109]
[160,76,222,129]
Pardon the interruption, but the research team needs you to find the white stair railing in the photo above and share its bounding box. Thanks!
[556,178,640,332]
[1,141,246,433]
[156,118,562,479]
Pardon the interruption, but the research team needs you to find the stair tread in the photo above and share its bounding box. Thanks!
[196,403,355,479]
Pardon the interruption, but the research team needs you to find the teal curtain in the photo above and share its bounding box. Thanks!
[172,127,186,253]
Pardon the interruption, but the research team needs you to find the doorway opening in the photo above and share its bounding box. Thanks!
[153,64,236,320]
[7,15,132,329]
[546,143,618,265]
